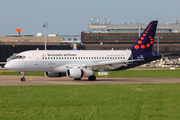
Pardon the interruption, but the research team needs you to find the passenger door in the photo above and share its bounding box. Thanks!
[32,52,39,65]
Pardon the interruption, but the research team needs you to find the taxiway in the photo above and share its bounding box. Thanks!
[0,75,180,86]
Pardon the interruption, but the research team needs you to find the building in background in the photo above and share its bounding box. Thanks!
[0,34,83,67]
[81,18,180,58]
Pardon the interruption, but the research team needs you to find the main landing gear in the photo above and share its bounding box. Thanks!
[88,75,96,81]
[19,72,26,82]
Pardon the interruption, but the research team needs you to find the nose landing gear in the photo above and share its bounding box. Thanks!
[19,72,26,81]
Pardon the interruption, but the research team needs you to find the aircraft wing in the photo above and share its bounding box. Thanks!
[66,59,144,71]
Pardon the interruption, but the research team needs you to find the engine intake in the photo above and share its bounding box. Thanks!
[45,72,66,77]
[67,68,93,79]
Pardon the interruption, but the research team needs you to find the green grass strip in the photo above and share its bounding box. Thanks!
[96,69,180,78]
[0,84,180,119]
[1,69,180,78]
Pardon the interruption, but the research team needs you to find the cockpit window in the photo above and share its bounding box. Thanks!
[19,56,22,59]
[11,55,26,60]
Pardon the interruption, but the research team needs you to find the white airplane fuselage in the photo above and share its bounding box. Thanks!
[5,50,131,72]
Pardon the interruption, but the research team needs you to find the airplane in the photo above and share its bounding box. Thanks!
[4,20,167,81]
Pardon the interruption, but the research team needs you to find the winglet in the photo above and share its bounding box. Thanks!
[131,21,158,52]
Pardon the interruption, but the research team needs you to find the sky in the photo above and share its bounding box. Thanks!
[0,0,180,37]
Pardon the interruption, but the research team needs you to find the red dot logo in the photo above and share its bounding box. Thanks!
[140,37,144,40]
[134,45,139,49]
[147,29,149,31]
[145,31,148,33]
[150,38,153,40]
[141,45,145,49]
[146,43,150,47]
[149,36,152,38]
[143,34,146,36]
[138,40,142,44]
[150,41,154,44]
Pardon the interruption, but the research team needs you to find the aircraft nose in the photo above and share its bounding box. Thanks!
[4,62,12,69]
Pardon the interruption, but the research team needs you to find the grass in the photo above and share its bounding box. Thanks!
[0,84,180,119]
[1,68,180,78]
[95,69,180,78]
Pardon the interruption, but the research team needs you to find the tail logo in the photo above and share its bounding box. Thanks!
[132,22,155,51]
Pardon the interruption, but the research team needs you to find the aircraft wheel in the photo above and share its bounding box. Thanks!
[21,78,26,82]
[88,75,96,81]
[74,78,81,80]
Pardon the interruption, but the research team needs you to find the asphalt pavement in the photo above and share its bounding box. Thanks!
[0,75,180,86]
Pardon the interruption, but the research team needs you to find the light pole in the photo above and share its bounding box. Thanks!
[138,22,141,37]
[155,36,163,53]
[43,21,48,50]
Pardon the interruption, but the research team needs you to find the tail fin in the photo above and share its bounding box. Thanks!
[73,42,78,50]
[131,21,158,52]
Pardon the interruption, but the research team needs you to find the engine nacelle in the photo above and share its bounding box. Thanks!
[45,72,66,77]
[66,68,93,78]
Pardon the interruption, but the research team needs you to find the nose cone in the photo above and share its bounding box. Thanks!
[4,62,11,70]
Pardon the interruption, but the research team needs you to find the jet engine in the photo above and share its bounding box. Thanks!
[45,72,66,77]
[66,68,93,79]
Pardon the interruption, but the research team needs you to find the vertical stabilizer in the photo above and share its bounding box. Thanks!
[131,21,158,52]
